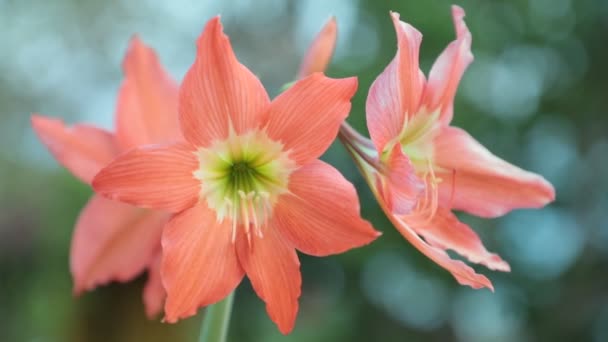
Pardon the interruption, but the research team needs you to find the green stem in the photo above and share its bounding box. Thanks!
[198,292,235,342]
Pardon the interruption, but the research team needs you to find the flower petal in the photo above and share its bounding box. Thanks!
[378,201,494,289]
[366,12,424,153]
[143,250,166,318]
[434,127,555,218]
[179,17,270,147]
[115,36,181,150]
[236,224,301,334]
[406,206,510,271]
[422,5,473,125]
[31,115,118,184]
[70,195,166,295]
[375,145,424,215]
[266,73,357,165]
[92,143,200,213]
[274,160,380,257]
[390,210,494,290]
[162,202,244,323]
[297,17,337,79]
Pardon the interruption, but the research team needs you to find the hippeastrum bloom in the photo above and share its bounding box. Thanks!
[92,17,379,334]
[353,6,555,289]
[31,37,180,317]
[297,16,337,79]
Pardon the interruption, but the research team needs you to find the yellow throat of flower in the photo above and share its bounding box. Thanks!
[385,110,444,221]
[193,128,296,243]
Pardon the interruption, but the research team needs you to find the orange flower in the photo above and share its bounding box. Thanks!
[92,17,379,334]
[31,37,180,317]
[356,6,555,289]
[297,16,337,79]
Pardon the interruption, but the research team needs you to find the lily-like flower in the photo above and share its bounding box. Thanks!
[297,16,337,79]
[92,17,379,334]
[31,37,180,317]
[346,6,555,289]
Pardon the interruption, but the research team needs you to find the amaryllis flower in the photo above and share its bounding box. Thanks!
[92,17,379,334]
[362,6,555,289]
[297,16,337,79]
[31,37,180,317]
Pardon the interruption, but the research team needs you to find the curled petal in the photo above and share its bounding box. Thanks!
[297,17,337,78]
[115,36,181,150]
[366,12,424,153]
[143,250,166,318]
[385,206,494,290]
[236,224,301,335]
[31,115,118,184]
[265,74,357,165]
[92,143,200,213]
[422,5,473,124]
[375,145,424,215]
[406,206,510,271]
[274,160,380,257]
[162,203,244,323]
[70,195,166,295]
[179,17,270,147]
[434,127,555,218]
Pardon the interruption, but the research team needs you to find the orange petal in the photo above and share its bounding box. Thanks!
[179,17,270,147]
[434,127,555,218]
[162,202,244,323]
[92,143,200,213]
[31,115,118,184]
[380,201,494,290]
[143,250,166,319]
[265,73,357,165]
[115,36,181,150]
[376,145,424,215]
[297,17,337,79]
[406,206,510,271]
[421,5,473,125]
[274,160,380,257]
[366,12,425,153]
[70,195,166,295]
[236,224,301,335]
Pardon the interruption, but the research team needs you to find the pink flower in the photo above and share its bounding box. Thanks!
[31,37,180,316]
[92,17,379,334]
[363,6,555,289]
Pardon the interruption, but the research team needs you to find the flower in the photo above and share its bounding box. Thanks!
[31,36,180,317]
[360,6,555,289]
[92,17,379,334]
[297,16,337,79]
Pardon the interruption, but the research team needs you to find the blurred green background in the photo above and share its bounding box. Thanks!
[1,0,607,341]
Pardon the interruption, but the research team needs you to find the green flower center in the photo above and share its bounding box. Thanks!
[193,129,295,241]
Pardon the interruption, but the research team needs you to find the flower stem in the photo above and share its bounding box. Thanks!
[198,292,235,342]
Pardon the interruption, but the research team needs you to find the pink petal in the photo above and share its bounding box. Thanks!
[31,115,118,184]
[434,127,555,218]
[383,203,494,289]
[236,224,301,335]
[366,12,425,153]
[274,160,380,257]
[297,17,337,78]
[92,143,200,213]
[115,36,181,150]
[406,206,510,271]
[162,202,244,323]
[265,73,357,165]
[375,145,424,215]
[179,17,270,147]
[421,5,473,125]
[143,250,166,318]
[70,195,167,295]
